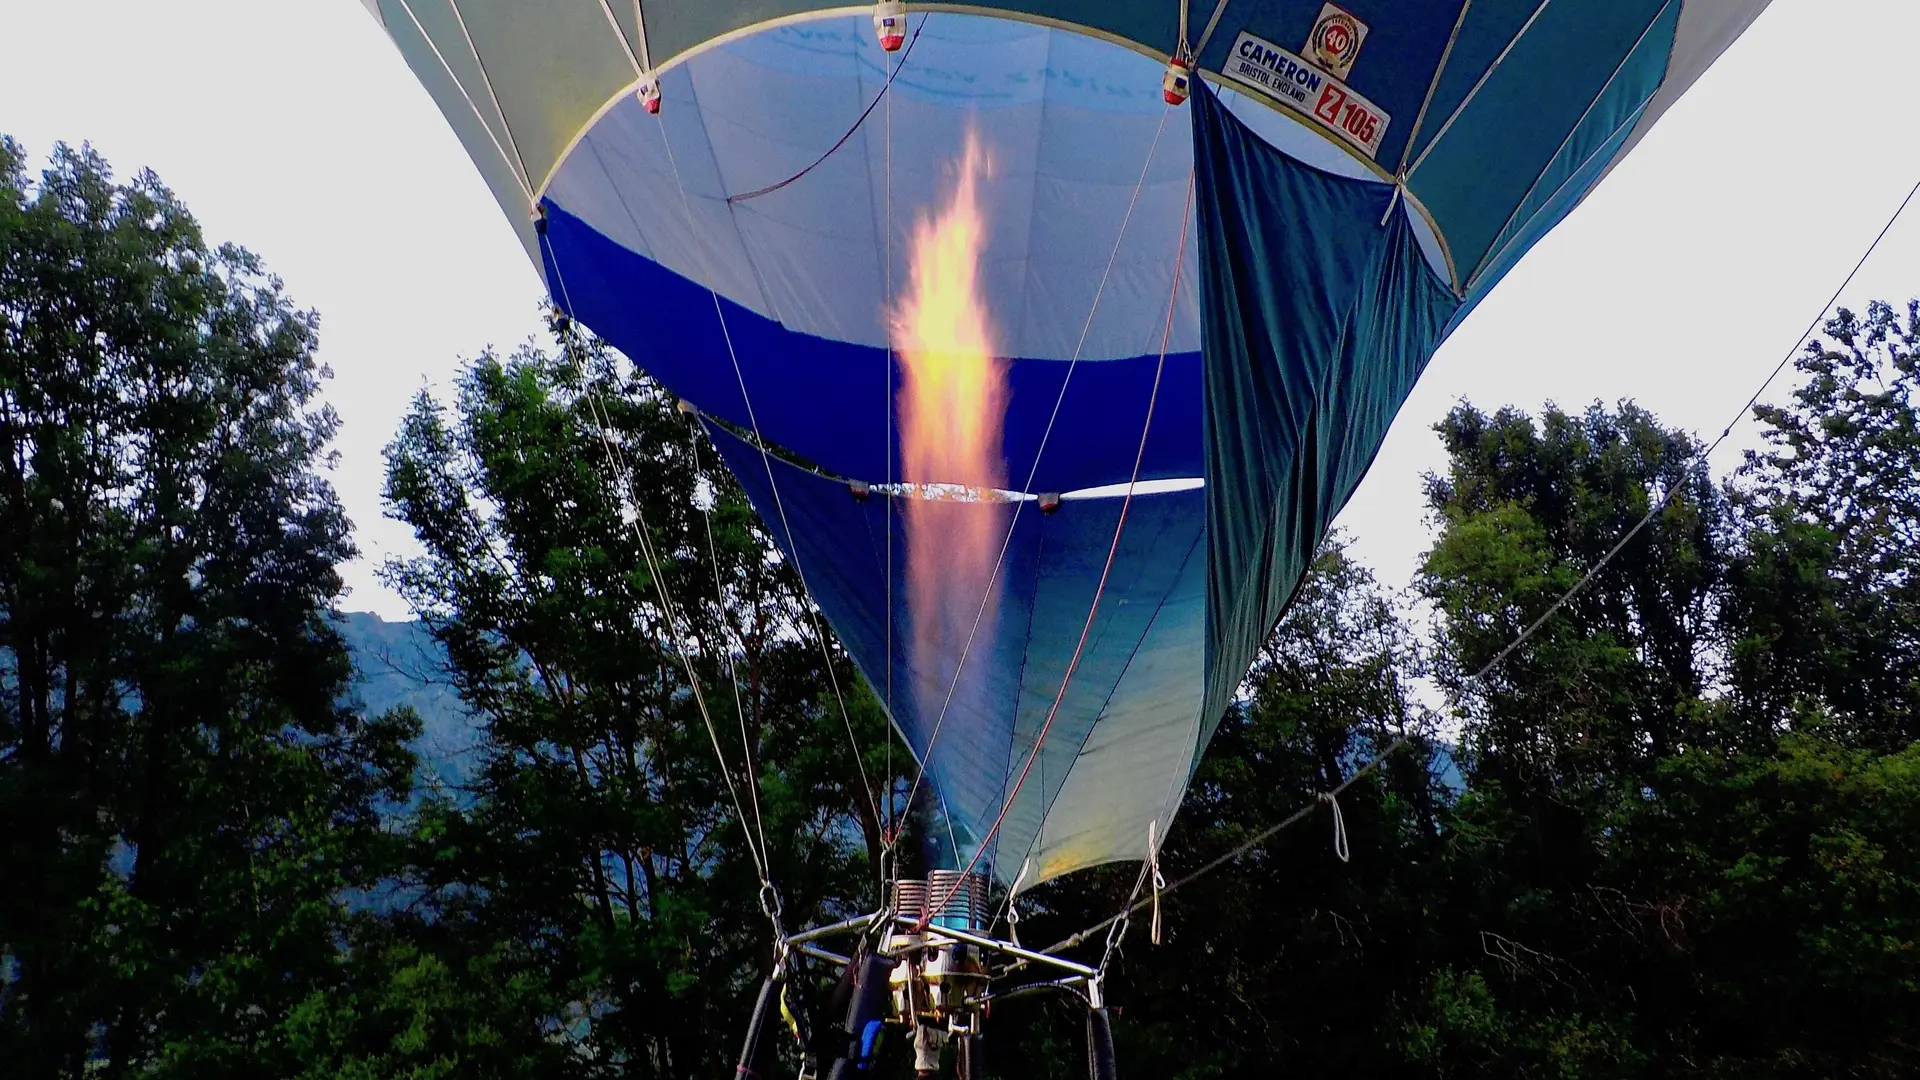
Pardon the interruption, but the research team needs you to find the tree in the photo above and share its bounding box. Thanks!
[1421,401,1728,790]
[1411,391,1920,1077]
[1728,300,1920,749]
[16,126,1920,1080]
[1408,400,1736,1078]
[0,138,414,1078]
[377,327,896,1077]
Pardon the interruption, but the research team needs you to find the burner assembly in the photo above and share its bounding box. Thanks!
[755,869,1111,1080]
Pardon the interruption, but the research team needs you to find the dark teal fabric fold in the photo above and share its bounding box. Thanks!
[1193,83,1461,744]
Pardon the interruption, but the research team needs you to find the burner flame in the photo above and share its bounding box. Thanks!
[891,128,1009,724]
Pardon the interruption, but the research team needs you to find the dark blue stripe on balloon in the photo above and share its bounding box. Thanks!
[539,200,1203,495]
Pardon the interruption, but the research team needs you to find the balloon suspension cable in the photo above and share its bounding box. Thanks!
[537,218,780,917]
[897,102,1174,846]
[593,0,662,114]
[594,0,645,81]
[884,9,897,877]
[388,0,535,207]
[1192,0,1235,56]
[728,15,928,204]
[682,414,776,884]
[1403,0,1553,183]
[1392,0,1473,185]
[648,93,887,859]
[444,0,535,197]
[919,168,1195,934]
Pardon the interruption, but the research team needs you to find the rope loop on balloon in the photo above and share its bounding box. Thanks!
[1319,791,1350,864]
[1148,821,1167,945]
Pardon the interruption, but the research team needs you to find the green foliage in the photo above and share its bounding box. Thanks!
[1401,389,1920,1077]
[374,332,898,1077]
[13,128,1920,1080]
[0,138,414,1077]
[1611,736,1920,1074]
[282,919,582,1080]
[994,542,1449,1079]
[994,376,1920,1079]
[1729,300,1920,747]
[1422,401,1725,784]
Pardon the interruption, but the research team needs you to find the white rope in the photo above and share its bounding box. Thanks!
[684,418,775,880]
[445,0,534,195]
[1194,0,1234,55]
[1041,737,1410,959]
[1148,820,1167,945]
[1090,815,1168,972]
[1382,0,1473,229]
[390,0,535,205]
[632,0,654,73]
[1004,857,1032,946]
[539,228,773,891]
[637,0,660,72]
[554,155,779,884]
[1319,791,1349,864]
[595,0,646,79]
[1394,0,1473,181]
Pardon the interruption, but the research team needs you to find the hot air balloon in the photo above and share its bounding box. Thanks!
[357,1,1771,1074]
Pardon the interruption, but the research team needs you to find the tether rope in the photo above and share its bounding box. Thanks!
[1403,0,1554,182]
[1463,171,1920,685]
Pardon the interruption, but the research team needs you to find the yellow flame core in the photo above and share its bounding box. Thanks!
[892,130,1009,721]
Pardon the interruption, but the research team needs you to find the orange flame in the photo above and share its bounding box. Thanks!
[891,129,1008,718]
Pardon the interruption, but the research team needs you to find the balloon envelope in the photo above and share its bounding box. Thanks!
[360,0,1769,885]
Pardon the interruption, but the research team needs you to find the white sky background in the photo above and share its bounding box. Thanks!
[4,0,1920,621]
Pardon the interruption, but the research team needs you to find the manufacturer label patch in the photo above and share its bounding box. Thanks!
[1221,30,1392,160]
[1305,3,1368,79]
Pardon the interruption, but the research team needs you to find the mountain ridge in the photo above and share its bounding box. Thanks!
[335,610,478,789]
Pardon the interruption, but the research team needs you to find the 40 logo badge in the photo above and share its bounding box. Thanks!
[1305,3,1369,79]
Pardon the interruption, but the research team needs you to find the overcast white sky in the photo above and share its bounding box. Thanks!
[5,0,1920,620]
